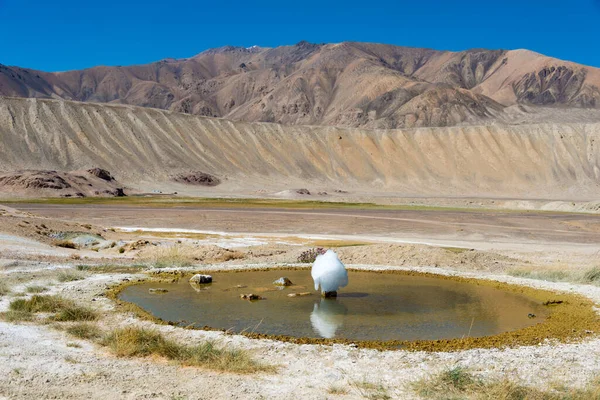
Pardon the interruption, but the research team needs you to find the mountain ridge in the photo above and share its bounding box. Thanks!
[1,41,600,129]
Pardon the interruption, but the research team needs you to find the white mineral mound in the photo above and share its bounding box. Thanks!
[311,250,348,293]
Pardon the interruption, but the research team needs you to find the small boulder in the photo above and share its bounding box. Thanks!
[287,292,311,297]
[240,294,263,301]
[149,288,168,294]
[273,277,293,286]
[87,168,114,181]
[190,274,213,284]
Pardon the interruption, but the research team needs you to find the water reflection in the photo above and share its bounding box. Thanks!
[310,298,348,338]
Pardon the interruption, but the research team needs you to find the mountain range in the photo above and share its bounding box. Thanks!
[2,41,600,129]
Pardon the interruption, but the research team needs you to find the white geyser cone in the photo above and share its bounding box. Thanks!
[311,250,348,293]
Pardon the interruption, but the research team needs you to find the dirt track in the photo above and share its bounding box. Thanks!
[12,203,600,253]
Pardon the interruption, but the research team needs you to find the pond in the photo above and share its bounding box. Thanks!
[119,269,547,342]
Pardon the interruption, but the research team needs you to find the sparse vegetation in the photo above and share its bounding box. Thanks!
[350,379,391,400]
[9,295,68,313]
[509,265,600,286]
[0,196,521,214]
[76,264,146,273]
[0,310,35,322]
[143,245,195,268]
[26,285,48,294]
[443,246,470,254]
[327,385,349,395]
[297,247,326,263]
[0,281,10,296]
[413,366,600,400]
[583,266,600,283]
[101,327,271,373]
[66,322,102,340]
[8,295,98,322]
[57,271,85,282]
[52,305,98,322]
[139,244,242,267]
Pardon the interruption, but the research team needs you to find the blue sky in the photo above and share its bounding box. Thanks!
[1,0,600,71]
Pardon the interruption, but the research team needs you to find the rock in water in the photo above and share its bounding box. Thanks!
[240,294,263,300]
[311,250,348,295]
[273,277,293,286]
[189,274,213,284]
[148,288,168,294]
[287,292,311,297]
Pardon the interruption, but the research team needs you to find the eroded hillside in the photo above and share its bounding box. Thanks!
[1,96,599,199]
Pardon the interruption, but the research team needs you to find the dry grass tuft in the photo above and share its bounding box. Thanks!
[26,285,49,294]
[57,271,85,282]
[76,264,146,273]
[9,295,68,313]
[0,310,35,322]
[66,323,102,340]
[102,327,272,374]
[327,385,350,395]
[509,265,600,286]
[0,281,10,296]
[583,266,600,283]
[9,295,98,322]
[413,367,600,400]
[141,245,195,268]
[350,379,391,400]
[52,305,98,322]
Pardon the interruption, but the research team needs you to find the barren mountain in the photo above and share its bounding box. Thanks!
[1,42,600,129]
[1,96,599,200]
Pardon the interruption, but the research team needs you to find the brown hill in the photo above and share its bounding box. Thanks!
[1,42,599,129]
[0,168,127,198]
[1,96,599,200]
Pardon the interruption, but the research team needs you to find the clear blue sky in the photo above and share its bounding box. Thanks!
[2,0,600,72]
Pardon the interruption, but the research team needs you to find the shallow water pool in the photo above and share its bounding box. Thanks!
[119,269,547,341]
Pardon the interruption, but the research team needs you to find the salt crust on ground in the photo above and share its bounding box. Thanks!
[1,263,600,399]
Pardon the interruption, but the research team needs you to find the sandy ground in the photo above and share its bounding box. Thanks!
[11,203,600,254]
[1,202,600,399]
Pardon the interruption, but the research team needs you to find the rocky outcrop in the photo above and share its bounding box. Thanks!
[513,66,600,107]
[189,274,213,284]
[87,168,114,181]
[0,168,127,198]
[173,172,220,186]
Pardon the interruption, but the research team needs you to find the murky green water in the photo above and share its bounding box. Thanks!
[120,270,547,341]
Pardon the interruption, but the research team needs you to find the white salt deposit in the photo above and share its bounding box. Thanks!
[311,250,348,293]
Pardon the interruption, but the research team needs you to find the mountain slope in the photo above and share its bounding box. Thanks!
[1,96,599,199]
[1,42,599,129]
